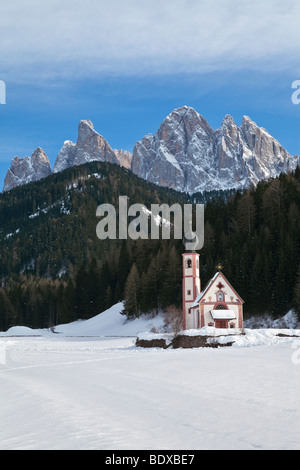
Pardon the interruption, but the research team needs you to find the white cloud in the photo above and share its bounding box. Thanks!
[0,0,299,82]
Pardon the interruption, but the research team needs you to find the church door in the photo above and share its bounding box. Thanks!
[215,319,228,328]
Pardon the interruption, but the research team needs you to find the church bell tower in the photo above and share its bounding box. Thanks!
[182,250,200,330]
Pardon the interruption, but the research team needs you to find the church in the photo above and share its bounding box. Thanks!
[182,250,244,330]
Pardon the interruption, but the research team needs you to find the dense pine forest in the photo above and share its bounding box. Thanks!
[0,161,299,330]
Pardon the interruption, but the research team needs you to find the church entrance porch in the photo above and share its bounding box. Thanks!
[214,319,228,329]
[210,309,236,328]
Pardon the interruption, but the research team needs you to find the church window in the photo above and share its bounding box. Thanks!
[215,304,227,310]
[187,290,191,295]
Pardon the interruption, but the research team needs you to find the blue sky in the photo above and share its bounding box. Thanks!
[0,0,299,189]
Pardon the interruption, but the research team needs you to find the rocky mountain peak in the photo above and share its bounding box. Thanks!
[74,119,120,167]
[53,120,121,174]
[131,106,299,193]
[31,147,47,160]
[3,148,52,192]
[221,114,236,128]
[131,106,216,193]
[160,106,213,135]
[53,141,76,174]
[2,108,299,194]
[76,120,96,142]
[31,147,52,180]
[79,119,94,129]
[241,115,256,127]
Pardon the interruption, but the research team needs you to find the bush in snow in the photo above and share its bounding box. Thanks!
[164,305,183,336]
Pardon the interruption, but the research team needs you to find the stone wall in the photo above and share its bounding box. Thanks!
[136,334,234,349]
[135,338,169,349]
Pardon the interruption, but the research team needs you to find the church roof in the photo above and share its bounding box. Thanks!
[191,271,244,308]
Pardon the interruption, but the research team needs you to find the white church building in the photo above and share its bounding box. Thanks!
[182,250,244,330]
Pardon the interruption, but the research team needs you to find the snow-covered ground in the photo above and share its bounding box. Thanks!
[0,303,300,450]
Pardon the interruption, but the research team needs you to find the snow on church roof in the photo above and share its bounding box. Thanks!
[191,272,220,308]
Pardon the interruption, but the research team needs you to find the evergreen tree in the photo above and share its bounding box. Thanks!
[142,252,164,315]
[235,190,256,235]
[293,267,300,320]
[159,245,182,309]
[118,240,131,296]
[123,263,141,317]
[74,266,91,319]
[0,289,16,331]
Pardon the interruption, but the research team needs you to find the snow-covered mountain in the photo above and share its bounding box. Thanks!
[3,147,52,192]
[131,106,300,193]
[3,120,132,191]
[3,107,299,193]
[52,140,76,174]
[53,120,120,173]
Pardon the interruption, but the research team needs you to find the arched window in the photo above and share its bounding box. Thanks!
[217,291,224,302]
[215,304,227,310]
[185,258,192,269]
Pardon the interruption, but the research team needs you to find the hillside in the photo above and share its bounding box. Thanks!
[0,161,191,278]
[0,161,191,329]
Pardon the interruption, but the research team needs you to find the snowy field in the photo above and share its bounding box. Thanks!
[0,303,300,450]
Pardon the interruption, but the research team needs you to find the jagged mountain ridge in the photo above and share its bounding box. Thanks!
[3,147,52,191]
[3,120,132,192]
[131,106,299,193]
[3,106,299,193]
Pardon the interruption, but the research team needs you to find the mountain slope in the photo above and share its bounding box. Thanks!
[0,160,190,279]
